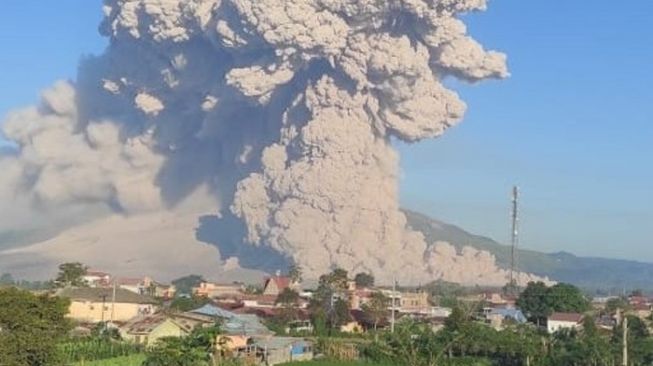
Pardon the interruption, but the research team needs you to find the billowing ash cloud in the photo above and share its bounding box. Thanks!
[0,0,538,285]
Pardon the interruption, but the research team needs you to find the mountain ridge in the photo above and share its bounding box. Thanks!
[404,209,653,291]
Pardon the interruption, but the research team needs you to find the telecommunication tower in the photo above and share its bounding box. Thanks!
[509,186,520,288]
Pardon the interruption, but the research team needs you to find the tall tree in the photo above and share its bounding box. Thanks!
[518,281,588,326]
[0,287,71,365]
[276,288,301,325]
[310,268,351,332]
[354,272,375,288]
[171,274,205,296]
[276,287,300,306]
[361,291,389,330]
[517,281,550,325]
[53,262,88,288]
[547,283,590,313]
[0,273,15,286]
[605,297,630,314]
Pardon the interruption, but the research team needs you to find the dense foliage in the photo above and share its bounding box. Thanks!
[53,262,89,288]
[171,275,205,296]
[169,295,211,312]
[354,273,375,288]
[517,282,590,325]
[310,268,353,334]
[360,292,389,330]
[143,324,224,366]
[0,287,71,365]
[59,338,143,364]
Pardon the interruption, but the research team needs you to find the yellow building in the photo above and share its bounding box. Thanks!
[120,314,191,346]
[56,287,159,323]
[400,291,430,313]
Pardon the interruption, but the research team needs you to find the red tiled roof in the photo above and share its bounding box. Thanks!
[266,276,291,291]
[241,294,278,303]
[116,278,143,286]
[85,270,110,277]
[549,312,583,323]
[633,303,651,311]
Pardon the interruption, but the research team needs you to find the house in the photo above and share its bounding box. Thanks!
[486,308,527,329]
[347,309,388,332]
[82,270,111,287]
[116,277,146,294]
[120,314,191,346]
[350,288,373,310]
[56,287,158,323]
[632,303,652,319]
[285,320,313,334]
[170,311,216,330]
[399,291,430,314]
[547,312,584,333]
[190,304,273,337]
[142,277,176,299]
[242,294,278,308]
[235,337,313,366]
[428,307,452,318]
[194,282,244,298]
[262,275,298,297]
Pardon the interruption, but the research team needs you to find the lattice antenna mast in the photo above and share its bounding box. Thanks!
[509,186,520,288]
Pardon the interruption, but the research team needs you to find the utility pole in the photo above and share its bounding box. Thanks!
[391,276,396,333]
[509,186,520,293]
[623,315,628,366]
[99,294,108,327]
[110,279,117,325]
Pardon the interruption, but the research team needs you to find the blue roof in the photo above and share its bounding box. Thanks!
[254,337,311,350]
[490,308,527,323]
[190,304,273,336]
[191,304,238,318]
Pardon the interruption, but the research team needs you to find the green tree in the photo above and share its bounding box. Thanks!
[276,288,301,325]
[517,281,589,326]
[169,295,211,312]
[444,306,470,332]
[276,287,300,306]
[143,324,223,366]
[354,272,375,288]
[605,297,630,313]
[0,273,15,286]
[517,281,550,325]
[547,283,590,313]
[361,291,389,330]
[612,315,653,365]
[309,268,351,332]
[171,275,205,296]
[0,287,71,365]
[53,262,88,288]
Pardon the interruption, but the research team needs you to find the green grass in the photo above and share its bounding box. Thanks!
[72,354,145,366]
[279,361,390,366]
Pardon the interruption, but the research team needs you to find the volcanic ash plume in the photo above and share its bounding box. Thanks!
[0,0,537,284]
[221,0,508,283]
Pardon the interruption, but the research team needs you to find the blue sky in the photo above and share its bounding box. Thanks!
[1,1,652,261]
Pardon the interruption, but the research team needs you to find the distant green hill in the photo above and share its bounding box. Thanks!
[404,210,653,291]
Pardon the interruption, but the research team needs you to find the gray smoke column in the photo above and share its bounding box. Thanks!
[0,0,508,283]
[220,0,508,283]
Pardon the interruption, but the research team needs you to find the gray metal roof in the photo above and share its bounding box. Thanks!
[190,304,273,336]
[56,287,158,304]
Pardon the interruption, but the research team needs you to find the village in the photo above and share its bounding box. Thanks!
[4,261,649,365]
